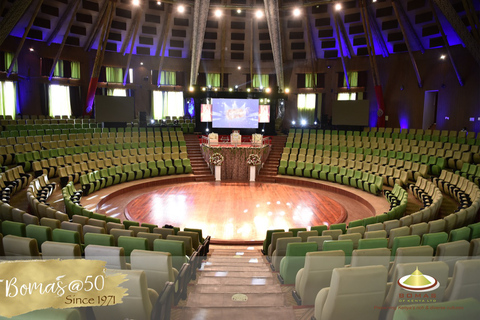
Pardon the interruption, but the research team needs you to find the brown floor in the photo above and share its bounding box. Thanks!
[78,176,391,242]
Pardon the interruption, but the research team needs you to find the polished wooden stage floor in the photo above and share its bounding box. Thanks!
[88,180,387,242]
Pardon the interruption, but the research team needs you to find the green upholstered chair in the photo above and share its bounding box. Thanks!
[357,238,388,250]
[323,239,354,264]
[262,229,284,255]
[289,228,307,237]
[421,232,448,253]
[278,242,317,285]
[84,233,114,247]
[25,224,52,251]
[2,221,26,237]
[117,236,149,263]
[153,239,187,271]
[448,227,471,242]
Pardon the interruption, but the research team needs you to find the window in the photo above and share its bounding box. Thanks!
[297,93,317,124]
[305,73,317,88]
[106,67,123,83]
[107,89,127,97]
[337,71,364,100]
[53,61,64,77]
[0,81,17,119]
[160,71,176,85]
[206,73,220,87]
[152,90,184,119]
[3,52,18,73]
[252,74,269,88]
[71,61,80,79]
[48,85,71,117]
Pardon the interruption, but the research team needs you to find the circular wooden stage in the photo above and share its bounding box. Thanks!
[92,180,383,243]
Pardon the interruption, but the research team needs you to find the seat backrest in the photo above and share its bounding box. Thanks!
[357,238,388,250]
[136,232,162,251]
[166,235,193,256]
[177,231,200,250]
[350,248,390,268]
[131,250,176,294]
[153,227,175,239]
[41,241,81,259]
[322,229,342,240]
[383,261,449,320]
[295,250,345,305]
[271,237,301,271]
[153,239,187,271]
[297,230,318,242]
[92,269,154,320]
[85,244,128,269]
[444,259,480,301]
[110,229,134,246]
[2,235,40,259]
[388,245,434,281]
[268,231,293,256]
[434,240,470,277]
[363,230,387,239]
[391,235,421,256]
[316,265,387,320]
[338,233,362,249]
[306,235,332,251]
[117,236,149,262]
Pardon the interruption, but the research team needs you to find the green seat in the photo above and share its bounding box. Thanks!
[2,221,26,237]
[262,229,284,254]
[164,159,176,175]
[123,164,135,181]
[448,227,471,242]
[25,224,52,251]
[310,225,328,235]
[153,239,187,271]
[278,242,317,284]
[117,236,148,262]
[173,159,184,174]
[100,168,113,187]
[319,165,330,180]
[468,222,480,240]
[138,162,150,178]
[52,229,82,247]
[303,162,314,178]
[142,223,158,233]
[391,235,421,258]
[295,161,305,176]
[131,163,143,180]
[357,238,388,250]
[184,227,205,243]
[323,239,354,264]
[156,160,168,176]
[289,228,307,237]
[182,159,192,173]
[421,232,448,253]
[363,216,378,226]
[123,220,140,229]
[330,223,346,234]
[311,164,322,179]
[348,219,364,228]
[147,161,159,176]
[84,233,114,247]
[286,160,296,175]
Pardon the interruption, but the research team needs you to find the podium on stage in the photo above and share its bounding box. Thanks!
[230,130,241,146]
[252,134,263,147]
[208,133,219,146]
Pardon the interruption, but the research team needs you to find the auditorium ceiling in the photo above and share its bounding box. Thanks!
[0,0,478,61]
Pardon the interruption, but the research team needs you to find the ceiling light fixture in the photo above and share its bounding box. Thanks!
[255,10,264,18]
[293,8,301,17]
[132,0,140,6]
[335,3,342,11]
[237,9,242,14]
[214,9,222,17]
[178,5,185,13]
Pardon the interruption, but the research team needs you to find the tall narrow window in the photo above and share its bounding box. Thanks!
[53,61,64,77]
[343,71,358,87]
[107,88,127,97]
[338,71,363,100]
[305,73,317,88]
[160,71,176,85]
[4,52,18,73]
[252,74,269,88]
[106,67,123,83]
[71,61,80,79]
[48,85,71,117]
[206,73,220,87]
[297,93,316,124]
[0,81,17,119]
[152,91,184,119]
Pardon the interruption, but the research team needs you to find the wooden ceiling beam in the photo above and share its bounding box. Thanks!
[0,0,34,48]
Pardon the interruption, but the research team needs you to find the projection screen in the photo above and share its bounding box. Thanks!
[332,100,370,126]
[94,96,135,123]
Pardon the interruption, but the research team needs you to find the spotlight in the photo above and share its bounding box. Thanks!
[247,88,251,92]
[292,120,296,125]
[178,5,185,13]
[29,48,34,52]
[151,119,155,124]
[234,85,239,92]
[206,128,209,132]
[262,128,265,132]
[157,1,161,5]
[440,54,446,60]
[237,66,241,70]
[255,10,263,18]
[265,87,271,93]
[259,86,264,91]
[202,87,206,91]
[229,88,233,92]
[285,88,290,93]
[132,0,140,6]
[189,86,194,92]
[314,121,317,125]
[293,8,301,17]
[214,88,218,91]
[140,62,143,65]
[335,3,342,11]
[237,9,242,14]
[208,85,212,90]
[301,119,307,126]
[214,9,222,17]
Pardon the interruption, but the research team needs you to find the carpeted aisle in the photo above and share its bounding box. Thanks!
[173,245,296,320]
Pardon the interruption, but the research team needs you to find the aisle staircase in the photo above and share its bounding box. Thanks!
[184,134,215,182]
[257,135,287,183]
[173,245,297,320]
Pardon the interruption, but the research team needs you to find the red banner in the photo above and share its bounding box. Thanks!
[374,85,386,127]
[84,77,99,116]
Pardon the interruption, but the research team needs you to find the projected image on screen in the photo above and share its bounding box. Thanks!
[212,98,259,128]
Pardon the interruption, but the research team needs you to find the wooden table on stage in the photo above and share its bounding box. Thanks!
[201,143,271,181]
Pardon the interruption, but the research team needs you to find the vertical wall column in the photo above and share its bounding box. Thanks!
[264,0,284,91]
[189,0,211,86]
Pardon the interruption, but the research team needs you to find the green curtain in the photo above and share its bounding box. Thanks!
[305,73,317,88]
[343,71,358,87]
[54,61,64,77]
[48,84,71,117]
[0,81,17,119]
[106,67,123,83]
[152,90,184,119]
[71,61,80,79]
[160,71,176,85]
[297,93,316,124]
[4,52,18,73]
[206,73,220,87]
[107,89,127,96]
[252,74,269,88]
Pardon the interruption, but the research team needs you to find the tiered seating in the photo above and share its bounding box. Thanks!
[383,184,408,219]
[0,166,32,204]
